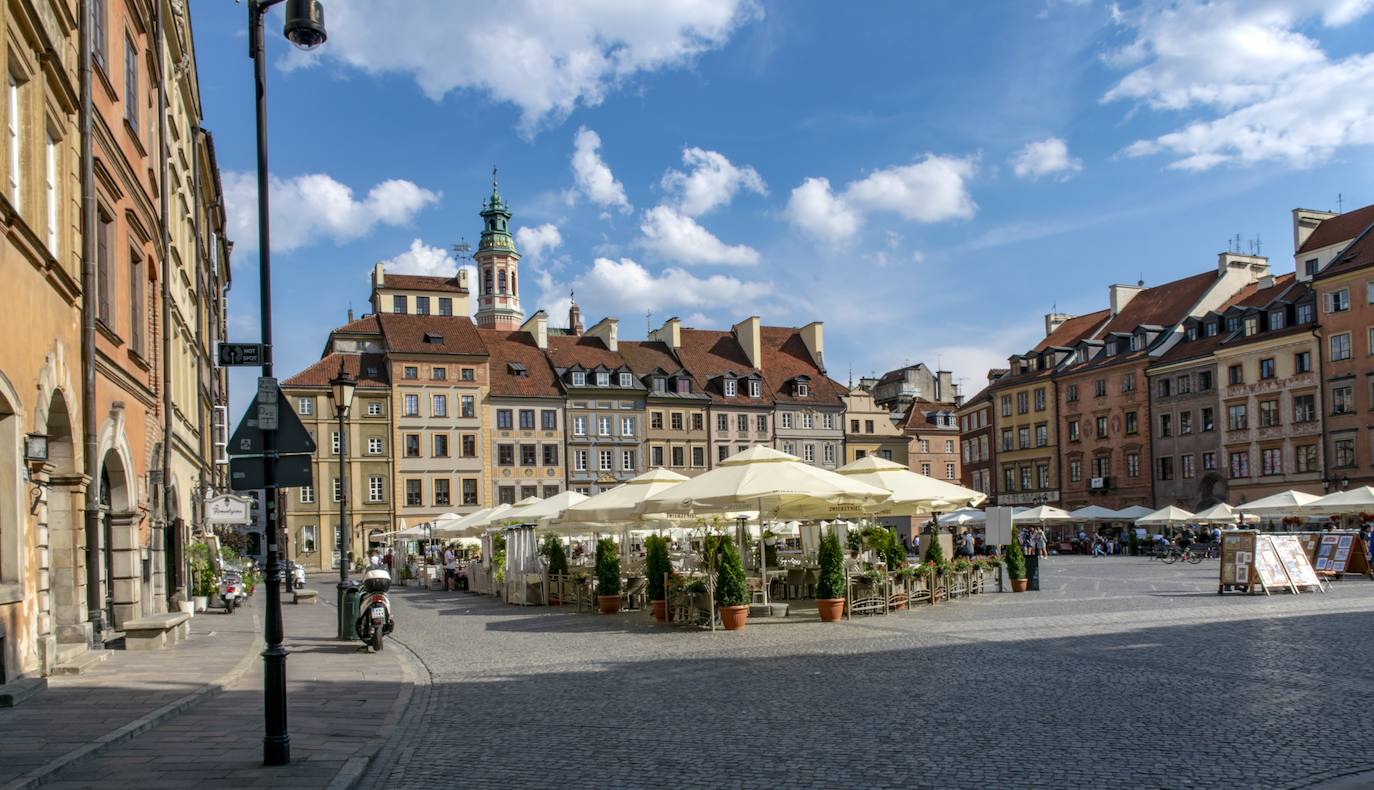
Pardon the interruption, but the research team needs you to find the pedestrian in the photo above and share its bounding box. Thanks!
[443,545,457,591]
[1092,535,1105,558]
[960,530,974,557]
[1033,527,1048,558]
[368,548,383,569]
[383,548,394,571]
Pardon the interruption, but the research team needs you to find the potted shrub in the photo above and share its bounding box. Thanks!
[715,540,749,630]
[595,537,621,614]
[1127,530,1140,557]
[815,531,846,622]
[923,528,946,566]
[189,542,216,612]
[645,535,671,622]
[1004,537,1029,592]
[541,533,569,604]
[883,528,906,570]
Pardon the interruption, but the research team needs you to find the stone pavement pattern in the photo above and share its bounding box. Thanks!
[361,557,1374,790]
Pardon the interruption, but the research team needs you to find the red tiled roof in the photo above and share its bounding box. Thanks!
[1297,203,1374,254]
[283,352,389,388]
[333,315,381,334]
[545,334,626,370]
[759,326,846,406]
[376,273,469,294]
[874,364,928,386]
[1315,222,1374,280]
[1098,271,1217,335]
[1034,309,1110,352]
[674,328,772,405]
[1150,279,1267,366]
[901,397,958,431]
[477,329,561,398]
[376,314,487,355]
[619,340,685,376]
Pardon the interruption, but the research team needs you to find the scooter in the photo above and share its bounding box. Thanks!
[354,568,393,652]
[219,570,245,614]
[290,563,307,590]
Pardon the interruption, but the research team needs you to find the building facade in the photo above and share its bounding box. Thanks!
[761,322,844,468]
[664,321,773,466]
[902,399,959,482]
[1311,216,1374,489]
[841,386,907,464]
[550,321,645,495]
[956,387,995,497]
[1146,319,1228,510]
[621,338,710,476]
[863,363,957,410]
[479,316,564,506]
[370,264,470,318]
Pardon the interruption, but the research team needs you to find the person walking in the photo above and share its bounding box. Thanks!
[1033,527,1048,558]
[443,545,457,591]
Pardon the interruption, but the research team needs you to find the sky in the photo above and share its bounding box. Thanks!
[191,0,1374,412]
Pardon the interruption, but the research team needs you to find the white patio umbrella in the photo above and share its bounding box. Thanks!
[432,505,510,538]
[1068,505,1120,522]
[561,468,689,525]
[1134,505,1195,526]
[1112,505,1153,520]
[1016,504,1072,524]
[938,508,985,526]
[1192,502,1257,524]
[1304,486,1374,515]
[489,496,544,525]
[640,446,892,606]
[1235,490,1321,516]
[506,491,589,525]
[835,456,986,516]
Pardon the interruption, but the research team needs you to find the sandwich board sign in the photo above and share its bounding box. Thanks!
[1219,531,1325,595]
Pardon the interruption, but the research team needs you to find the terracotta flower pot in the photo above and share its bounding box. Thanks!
[719,604,749,631]
[650,599,667,622]
[1009,578,1029,593]
[596,595,621,614]
[816,597,846,622]
[893,593,908,611]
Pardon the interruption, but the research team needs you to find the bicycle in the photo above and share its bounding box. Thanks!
[1160,546,1205,565]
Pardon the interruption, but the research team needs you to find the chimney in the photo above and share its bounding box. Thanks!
[586,317,618,352]
[936,370,953,403]
[1109,284,1144,316]
[1044,312,1071,337]
[519,310,549,350]
[373,262,385,288]
[1293,207,1338,253]
[800,321,825,371]
[732,316,762,370]
[1216,252,1269,280]
[649,316,681,350]
[988,368,1008,384]
[458,268,469,290]
[1258,274,1275,290]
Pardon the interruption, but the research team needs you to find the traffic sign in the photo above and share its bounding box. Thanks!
[257,401,279,431]
[229,453,313,491]
[257,376,278,404]
[229,387,315,455]
[217,342,266,367]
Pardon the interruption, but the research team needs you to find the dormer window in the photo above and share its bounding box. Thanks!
[748,380,761,398]
[1269,311,1284,330]
[424,331,443,345]
[596,372,610,387]
[1130,334,1143,351]
[653,376,666,393]
[795,380,810,397]
[723,379,737,397]
[1205,321,1218,337]
[1243,317,1258,335]
[1185,325,1197,341]
[571,371,586,386]
[1226,316,1239,332]
[507,362,528,377]
[618,372,632,387]
[675,378,690,394]
[1106,341,1117,356]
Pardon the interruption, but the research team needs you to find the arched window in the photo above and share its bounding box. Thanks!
[484,269,492,296]
[498,271,507,294]
[510,272,516,295]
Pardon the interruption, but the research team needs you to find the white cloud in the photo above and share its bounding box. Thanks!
[515,223,563,259]
[223,171,439,253]
[660,147,767,216]
[1106,0,1374,169]
[382,239,458,276]
[287,0,762,133]
[571,257,772,313]
[1010,137,1083,179]
[784,156,977,244]
[638,206,760,265]
[568,127,631,212]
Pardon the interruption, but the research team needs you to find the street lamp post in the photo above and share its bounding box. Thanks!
[247,0,326,768]
[328,361,356,640]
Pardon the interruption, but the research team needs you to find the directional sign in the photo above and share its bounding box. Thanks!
[229,453,313,491]
[217,343,265,367]
[229,386,315,456]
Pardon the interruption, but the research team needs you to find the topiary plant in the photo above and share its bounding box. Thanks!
[189,542,217,598]
[714,540,748,607]
[816,531,846,600]
[595,537,620,597]
[645,534,671,601]
[1127,530,1140,557]
[923,528,946,566]
[1004,535,1027,580]
[883,527,906,569]
[541,533,569,576]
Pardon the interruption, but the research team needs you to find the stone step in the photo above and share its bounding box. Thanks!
[0,677,48,707]
[51,648,110,676]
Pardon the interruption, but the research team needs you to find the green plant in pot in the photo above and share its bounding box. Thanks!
[189,542,216,609]
[595,537,621,614]
[815,530,846,622]
[1004,537,1029,592]
[923,528,946,566]
[714,539,749,630]
[883,527,905,569]
[645,534,671,622]
[541,533,569,576]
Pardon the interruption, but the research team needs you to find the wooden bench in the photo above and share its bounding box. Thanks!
[123,612,192,651]
[292,589,318,605]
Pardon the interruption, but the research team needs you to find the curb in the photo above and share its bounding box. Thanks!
[1,610,264,790]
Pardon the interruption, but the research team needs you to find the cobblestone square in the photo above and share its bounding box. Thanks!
[362,556,1374,790]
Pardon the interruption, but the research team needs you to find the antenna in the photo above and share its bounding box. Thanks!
[1338,193,1344,213]
[646,310,652,335]
[451,236,472,259]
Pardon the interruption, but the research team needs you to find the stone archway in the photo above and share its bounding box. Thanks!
[40,387,86,656]
[96,444,139,629]
[162,475,182,609]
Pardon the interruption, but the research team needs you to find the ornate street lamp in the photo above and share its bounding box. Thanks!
[246,0,327,768]
[327,360,355,641]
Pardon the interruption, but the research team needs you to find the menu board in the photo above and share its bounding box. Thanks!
[1268,534,1323,590]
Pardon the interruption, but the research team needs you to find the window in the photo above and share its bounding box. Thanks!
[1204,321,1218,337]
[1016,392,1028,414]
[405,480,422,507]
[670,412,684,431]
[299,485,315,504]
[596,372,610,387]
[1270,311,1285,331]
[297,397,313,416]
[651,445,664,467]
[1229,451,1249,479]
[122,37,144,135]
[497,409,513,429]
[1181,455,1195,479]
[803,444,815,463]
[1004,467,1016,491]
[45,133,57,253]
[1018,427,1030,449]
[129,252,144,355]
[920,462,931,476]
[919,439,930,453]
[716,414,728,433]
[91,0,107,69]
[432,394,447,417]
[520,445,536,466]
[392,294,407,314]
[796,381,810,397]
[461,396,475,418]
[737,415,748,433]
[1159,414,1171,437]
[1069,458,1081,482]
[1095,416,1108,438]
[571,371,586,387]
[497,445,514,466]
[1000,395,1011,416]
[1297,303,1314,324]
[573,416,587,436]
[430,479,450,507]
[1334,438,1356,468]
[1066,384,1078,402]
[1294,351,1311,374]
[801,413,814,430]
[651,412,664,430]
[574,450,588,472]
[413,296,429,316]
[404,434,420,457]
[433,434,449,457]
[368,476,384,502]
[543,444,558,466]
[1297,444,1319,473]
[1261,448,1282,476]
[1126,452,1140,478]
[1305,258,1319,277]
[542,485,560,499]
[757,415,768,433]
[1157,378,1171,398]
[693,447,705,467]
[599,450,613,470]
[1067,420,1079,441]
[1094,379,1106,397]
[652,377,666,394]
[723,379,737,397]
[437,297,453,316]
[1001,429,1012,451]
[430,366,446,381]
[1326,287,1350,313]
[1228,364,1243,385]
[620,417,634,436]
[1034,388,1046,410]
[598,417,611,436]
[719,445,730,462]
[461,434,476,457]
[95,209,112,322]
[1201,407,1215,432]
[1294,394,1315,423]
[784,413,796,430]
[619,373,632,388]
[1179,411,1192,435]
[1227,404,1247,430]
[368,402,382,416]
[1259,358,1276,380]
[748,380,761,398]
[403,366,418,380]
[945,439,954,453]
[671,446,685,467]
[542,410,558,430]
[519,409,535,430]
[1035,424,1047,447]
[330,431,340,455]
[948,463,957,480]
[1202,451,1216,471]
[368,437,383,455]
[498,486,516,505]
[332,478,341,502]
[865,420,875,433]
[1259,399,1280,428]
[1158,457,1173,481]
[1020,466,1032,490]
[1125,411,1138,435]
[1198,370,1213,390]
[1333,385,1354,415]
[1122,373,1135,392]
[1175,375,1190,395]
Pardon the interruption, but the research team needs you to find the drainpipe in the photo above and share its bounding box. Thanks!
[191,124,203,602]
[156,0,174,606]
[79,0,102,632]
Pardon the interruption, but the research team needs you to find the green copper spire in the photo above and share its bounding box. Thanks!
[479,166,516,254]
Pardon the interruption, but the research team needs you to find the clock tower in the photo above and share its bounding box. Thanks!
[474,172,524,329]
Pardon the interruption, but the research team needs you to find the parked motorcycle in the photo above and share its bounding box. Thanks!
[354,568,393,652]
[290,563,307,590]
[219,570,245,614]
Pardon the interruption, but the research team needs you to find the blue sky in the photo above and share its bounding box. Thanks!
[192,0,1374,411]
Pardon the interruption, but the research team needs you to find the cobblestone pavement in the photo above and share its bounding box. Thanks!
[360,556,1374,790]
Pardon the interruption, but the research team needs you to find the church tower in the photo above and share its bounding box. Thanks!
[474,172,524,329]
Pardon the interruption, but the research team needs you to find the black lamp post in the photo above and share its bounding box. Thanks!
[327,360,355,640]
[1322,477,1331,494]
[247,0,326,768]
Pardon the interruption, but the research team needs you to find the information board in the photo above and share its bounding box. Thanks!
[1254,536,1295,594]
[1219,531,1327,594]
[1294,531,1373,578]
[1269,534,1323,590]
[1219,531,1256,590]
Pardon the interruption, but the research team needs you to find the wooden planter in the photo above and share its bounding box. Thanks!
[719,604,749,631]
